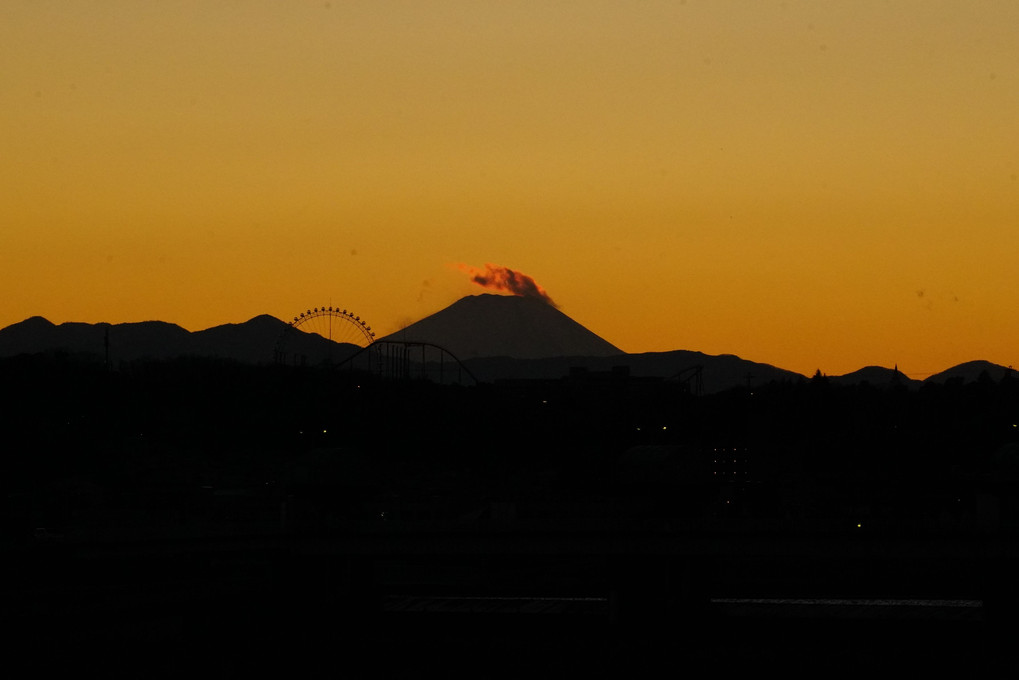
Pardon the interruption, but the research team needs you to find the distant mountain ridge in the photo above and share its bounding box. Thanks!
[0,316,192,362]
[923,360,1014,384]
[0,314,358,366]
[459,350,802,394]
[0,296,1012,391]
[825,362,1014,388]
[829,366,921,389]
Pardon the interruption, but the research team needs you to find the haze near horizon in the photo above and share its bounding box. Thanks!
[4,1,1017,377]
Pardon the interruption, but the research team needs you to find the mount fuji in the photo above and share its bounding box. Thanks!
[381,294,623,360]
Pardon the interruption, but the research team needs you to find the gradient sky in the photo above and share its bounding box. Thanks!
[3,1,1017,377]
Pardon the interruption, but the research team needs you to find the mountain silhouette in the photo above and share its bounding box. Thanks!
[382,294,623,360]
[0,316,193,361]
[0,315,289,365]
[829,365,921,388]
[190,314,287,363]
[460,350,802,393]
[0,314,372,367]
[924,360,1013,384]
[0,305,1010,391]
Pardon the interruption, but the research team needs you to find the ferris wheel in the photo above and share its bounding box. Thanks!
[274,306,375,365]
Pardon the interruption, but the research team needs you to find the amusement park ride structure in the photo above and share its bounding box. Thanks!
[275,306,375,354]
[274,305,476,385]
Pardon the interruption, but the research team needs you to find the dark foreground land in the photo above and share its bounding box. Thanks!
[7,526,1018,676]
[3,353,1019,675]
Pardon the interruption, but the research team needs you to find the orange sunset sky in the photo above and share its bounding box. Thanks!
[3,1,1017,377]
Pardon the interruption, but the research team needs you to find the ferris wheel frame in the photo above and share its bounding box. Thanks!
[274,306,376,365]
